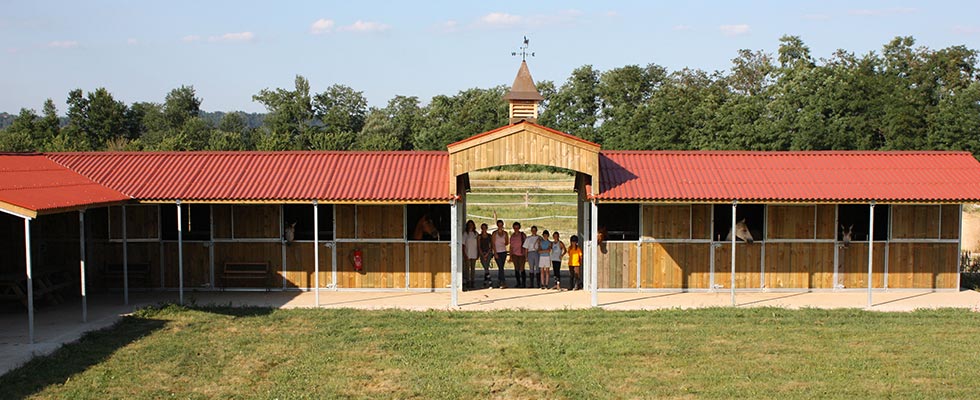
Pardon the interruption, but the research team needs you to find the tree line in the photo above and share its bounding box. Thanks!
[1,36,978,155]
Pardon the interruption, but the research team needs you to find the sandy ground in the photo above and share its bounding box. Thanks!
[3,288,979,375]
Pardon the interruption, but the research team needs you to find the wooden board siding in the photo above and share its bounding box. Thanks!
[767,205,815,239]
[162,242,210,288]
[643,205,690,239]
[337,242,406,289]
[712,243,763,289]
[213,242,281,288]
[836,243,886,289]
[94,242,161,288]
[232,205,280,238]
[109,205,158,239]
[940,205,960,240]
[691,205,712,240]
[891,205,940,239]
[886,242,958,289]
[815,204,836,239]
[639,242,712,289]
[448,125,600,196]
[597,242,637,289]
[212,205,232,239]
[409,242,451,289]
[283,242,333,288]
[335,205,403,239]
[763,243,835,289]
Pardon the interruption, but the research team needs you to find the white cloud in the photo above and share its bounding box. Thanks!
[208,31,255,42]
[338,20,391,33]
[953,25,980,35]
[47,40,78,48]
[673,24,692,31]
[719,24,750,36]
[126,38,138,45]
[182,35,201,42]
[849,7,917,16]
[479,12,523,27]
[310,18,335,34]
[604,10,619,18]
[435,20,459,33]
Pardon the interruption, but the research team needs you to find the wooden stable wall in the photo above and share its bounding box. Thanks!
[597,203,962,290]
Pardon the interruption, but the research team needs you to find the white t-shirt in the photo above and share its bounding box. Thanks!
[462,231,478,260]
[523,235,541,253]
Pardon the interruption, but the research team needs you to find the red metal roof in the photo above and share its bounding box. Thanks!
[598,151,980,203]
[447,121,600,150]
[47,151,451,203]
[0,154,130,217]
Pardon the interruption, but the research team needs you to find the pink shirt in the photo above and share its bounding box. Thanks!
[510,232,526,256]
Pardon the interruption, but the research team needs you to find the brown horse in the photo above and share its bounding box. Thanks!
[284,222,296,244]
[597,226,608,254]
[412,214,440,240]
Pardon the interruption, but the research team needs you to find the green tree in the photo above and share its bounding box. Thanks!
[539,65,601,142]
[253,75,314,150]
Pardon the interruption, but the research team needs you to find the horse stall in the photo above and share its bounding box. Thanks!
[0,211,82,309]
[595,202,961,291]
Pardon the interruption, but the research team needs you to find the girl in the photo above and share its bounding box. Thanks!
[567,235,583,290]
[538,230,552,290]
[461,220,478,290]
[492,220,509,288]
[551,231,567,290]
[477,223,493,288]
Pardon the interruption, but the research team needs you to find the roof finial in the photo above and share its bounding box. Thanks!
[511,35,535,61]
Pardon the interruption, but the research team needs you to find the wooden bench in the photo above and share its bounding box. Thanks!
[104,263,151,289]
[221,262,270,290]
[0,271,77,308]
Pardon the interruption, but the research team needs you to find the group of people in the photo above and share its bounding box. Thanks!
[461,220,583,291]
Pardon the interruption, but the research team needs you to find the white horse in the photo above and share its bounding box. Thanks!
[840,224,854,249]
[725,219,754,243]
[284,222,296,244]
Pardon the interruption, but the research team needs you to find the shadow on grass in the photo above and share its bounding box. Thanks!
[0,314,168,399]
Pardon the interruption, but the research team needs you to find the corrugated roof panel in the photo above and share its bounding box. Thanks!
[47,151,451,203]
[598,151,980,202]
[0,154,131,215]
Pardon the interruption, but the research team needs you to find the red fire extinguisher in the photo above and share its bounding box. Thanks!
[350,248,364,272]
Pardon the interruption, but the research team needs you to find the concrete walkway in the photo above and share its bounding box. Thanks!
[2,288,979,375]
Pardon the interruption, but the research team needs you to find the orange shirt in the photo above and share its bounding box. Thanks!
[568,246,583,266]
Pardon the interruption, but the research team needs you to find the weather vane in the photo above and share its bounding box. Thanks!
[511,36,535,61]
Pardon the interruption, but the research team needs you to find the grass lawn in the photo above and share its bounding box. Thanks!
[2,306,979,399]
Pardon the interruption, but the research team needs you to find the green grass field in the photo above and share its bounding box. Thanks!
[3,306,979,399]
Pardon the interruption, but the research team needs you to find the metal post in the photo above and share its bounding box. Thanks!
[867,202,875,308]
[590,200,599,307]
[122,205,129,305]
[332,204,338,289]
[177,201,184,305]
[25,218,34,344]
[79,210,87,322]
[731,201,737,306]
[313,201,320,307]
[450,200,459,307]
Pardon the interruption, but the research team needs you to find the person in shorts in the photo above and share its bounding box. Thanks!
[522,226,542,288]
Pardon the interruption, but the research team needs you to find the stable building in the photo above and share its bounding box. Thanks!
[3,60,980,343]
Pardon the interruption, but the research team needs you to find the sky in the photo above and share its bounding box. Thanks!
[2,1,980,114]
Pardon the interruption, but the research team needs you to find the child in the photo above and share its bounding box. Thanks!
[461,220,478,290]
[567,235,583,290]
[551,231,567,290]
[538,230,552,290]
[477,223,493,287]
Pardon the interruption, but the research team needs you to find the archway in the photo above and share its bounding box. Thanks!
[446,121,601,306]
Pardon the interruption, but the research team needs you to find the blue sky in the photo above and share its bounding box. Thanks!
[2,1,979,113]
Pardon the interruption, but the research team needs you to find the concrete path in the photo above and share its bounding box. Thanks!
[2,289,979,375]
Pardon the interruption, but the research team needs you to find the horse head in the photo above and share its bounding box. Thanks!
[597,226,608,254]
[284,222,296,244]
[413,214,440,241]
[840,224,854,248]
[726,218,754,244]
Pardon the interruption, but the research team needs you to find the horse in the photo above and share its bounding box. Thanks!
[284,222,296,244]
[725,218,754,243]
[840,224,854,249]
[412,214,440,241]
[597,226,608,254]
